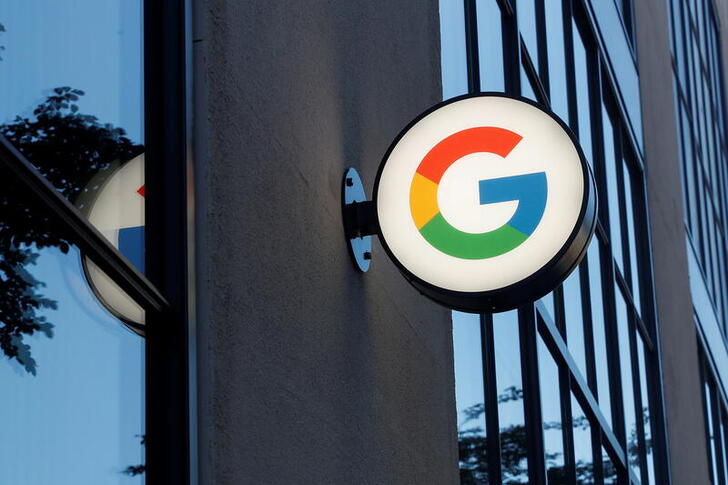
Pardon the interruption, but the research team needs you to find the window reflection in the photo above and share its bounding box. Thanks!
[476,0,504,92]
[563,270,586,380]
[545,0,568,121]
[517,0,538,72]
[572,20,593,163]
[0,0,145,277]
[615,287,638,478]
[572,395,594,485]
[439,0,469,99]
[493,311,528,483]
[453,312,488,484]
[0,166,145,484]
[587,241,612,425]
[602,105,624,272]
[538,337,565,484]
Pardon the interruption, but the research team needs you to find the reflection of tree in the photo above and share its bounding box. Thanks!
[0,23,5,60]
[0,87,142,373]
[122,435,146,477]
[458,388,648,484]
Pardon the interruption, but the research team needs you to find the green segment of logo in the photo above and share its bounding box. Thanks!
[418,212,529,260]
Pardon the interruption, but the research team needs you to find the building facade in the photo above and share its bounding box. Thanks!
[0,0,727,484]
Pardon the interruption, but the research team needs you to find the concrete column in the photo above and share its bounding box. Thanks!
[192,1,458,483]
[635,0,711,483]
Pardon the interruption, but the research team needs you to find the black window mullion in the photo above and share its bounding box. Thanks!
[464,0,480,94]
[519,305,548,485]
[144,0,192,483]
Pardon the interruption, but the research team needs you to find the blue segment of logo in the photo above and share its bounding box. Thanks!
[479,172,548,235]
[118,226,145,271]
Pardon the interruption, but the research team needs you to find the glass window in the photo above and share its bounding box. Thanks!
[636,336,654,485]
[615,287,638,478]
[453,312,488,483]
[439,0,469,99]
[545,0,568,121]
[494,311,528,483]
[587,241,612,426]
[563,270,586,379]
[476,0,504,92]
[0,166,145,484]
[572,395,594,485]
[602,105,624,272]
[622,160,642,314]
[572,20,593,164]
[538,337,565,484]
[517,0,538,73]
[0,1,145,276]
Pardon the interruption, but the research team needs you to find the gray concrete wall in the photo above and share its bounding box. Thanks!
[635,0,712,483]
[192,1,458,484]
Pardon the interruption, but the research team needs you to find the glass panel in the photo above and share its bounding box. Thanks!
[539,291,556,323]
[545,0,568,121]
[0,1,145,272]
[0,166,145,484]
[602,105,624,272]
[637,336,654,485]
[521,65,537,101]
[705,379,720,484]
[477,0,504,92]
[538,336,565,484]
[572,395,594,485]
[493,311,528,483]
[453,311,488,483]
[572,20,593,164]
[439,0,469,99]
[588,241,612,425]
[603,447,618,484]
[563,270,586,379]
[622,161,641,314]
[615,287,638,478]
[517,0,538,72]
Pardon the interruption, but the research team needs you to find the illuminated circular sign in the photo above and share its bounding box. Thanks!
[374,93,596,313]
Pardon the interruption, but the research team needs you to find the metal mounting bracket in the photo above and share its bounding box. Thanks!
[341,168,379,272]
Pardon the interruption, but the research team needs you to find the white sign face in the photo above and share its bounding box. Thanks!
[83,154,146,328]
[374,94,595,312]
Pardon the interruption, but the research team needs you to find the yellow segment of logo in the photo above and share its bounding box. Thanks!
[409,172,439,229]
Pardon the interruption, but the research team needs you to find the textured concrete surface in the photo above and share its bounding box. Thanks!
[635,0,711,483]
[192,1,458,483]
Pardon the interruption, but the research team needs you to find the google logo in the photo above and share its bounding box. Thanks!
[373,93,596,312]
[409,126,547,259]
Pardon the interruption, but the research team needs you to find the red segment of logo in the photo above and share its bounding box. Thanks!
[136,184,145,197]
[416,127,523,184]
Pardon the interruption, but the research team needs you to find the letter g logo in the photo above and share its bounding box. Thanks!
[409,127,547,259]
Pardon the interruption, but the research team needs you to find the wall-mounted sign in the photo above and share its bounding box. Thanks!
[344,93,596,313]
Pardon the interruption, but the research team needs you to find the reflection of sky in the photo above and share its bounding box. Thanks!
[0,2,145,483]
[0,247,144,484]
[452,312,485,433]
[0,1,143,143]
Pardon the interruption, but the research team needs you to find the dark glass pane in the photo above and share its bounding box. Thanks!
[439,0,469,99]
[572,395,594,485]
[538,337,565,484]
[545,0,568,121]
[587,241,612,425]
[493,311,528,483]
[453,311,488,483]
[517,0,538,73]
[615,287,638,478]
[705,379,720,484]
[477,0,504,92]
[0,165,145,484]
[563,270,586,379]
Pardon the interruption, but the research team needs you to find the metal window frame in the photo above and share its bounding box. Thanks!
[455,0,673,484]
